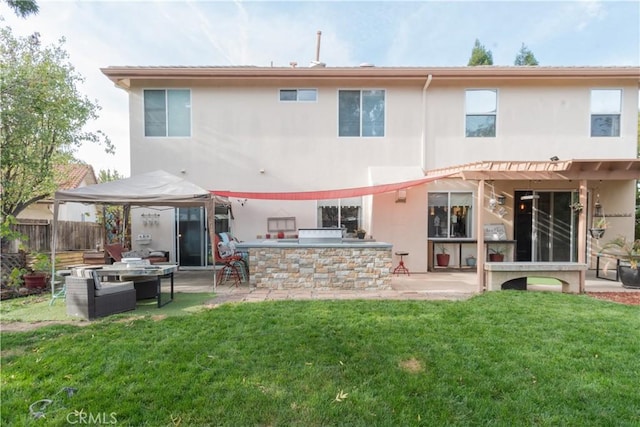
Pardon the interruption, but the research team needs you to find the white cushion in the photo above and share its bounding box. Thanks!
[95,281,134,296]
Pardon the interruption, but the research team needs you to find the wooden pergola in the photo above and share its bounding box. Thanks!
[424,159,640,292]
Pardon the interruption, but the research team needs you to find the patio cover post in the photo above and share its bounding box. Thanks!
[476,179,486,292]
[51,200,59,299]
[205,197,217,290]
[578,180,588,293]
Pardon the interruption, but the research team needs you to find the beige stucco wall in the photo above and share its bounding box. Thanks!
[424,79,638,170]
[125,75,638,269]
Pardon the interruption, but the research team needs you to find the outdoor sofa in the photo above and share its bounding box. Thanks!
[65,269,136,320]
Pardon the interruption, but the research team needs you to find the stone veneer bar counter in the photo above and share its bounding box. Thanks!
[235,239,393,290]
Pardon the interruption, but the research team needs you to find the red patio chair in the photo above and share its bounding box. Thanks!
[214,235,245,286]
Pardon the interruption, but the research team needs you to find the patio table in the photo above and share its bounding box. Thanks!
[97,264,178,308]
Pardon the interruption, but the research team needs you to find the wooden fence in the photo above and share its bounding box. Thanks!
[10,219,104,252]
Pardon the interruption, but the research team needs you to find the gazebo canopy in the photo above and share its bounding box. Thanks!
[55,170,219,207]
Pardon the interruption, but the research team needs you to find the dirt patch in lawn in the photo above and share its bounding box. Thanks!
[588,292,640,306]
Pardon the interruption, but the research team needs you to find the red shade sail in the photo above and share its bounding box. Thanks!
[212,176,441,200]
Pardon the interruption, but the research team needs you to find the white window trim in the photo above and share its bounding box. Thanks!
[427,191,475,239]
[464,88,498,138]
[278,88,318,102]
[589,88,622,138]
[142,88,192,138]
[337,88,387,138]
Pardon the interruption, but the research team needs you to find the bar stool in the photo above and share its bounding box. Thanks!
[393,252,410,275]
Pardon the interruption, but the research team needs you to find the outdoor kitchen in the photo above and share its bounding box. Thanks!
[235,228,393,290]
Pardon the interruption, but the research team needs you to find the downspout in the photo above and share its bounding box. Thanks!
[421,74,433,171]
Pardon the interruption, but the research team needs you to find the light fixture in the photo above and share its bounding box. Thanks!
[520,194,540,200]
[395,189,407,203]
[488,183,497,211]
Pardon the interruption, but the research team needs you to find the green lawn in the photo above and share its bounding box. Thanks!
[0,292,215,323]
[2,292,639,426]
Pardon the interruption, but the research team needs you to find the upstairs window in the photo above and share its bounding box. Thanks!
[591,89,621,137]
[144,89,191,137]
[465,89,497,137]
[279,89,317,102]
[338,90,385,137]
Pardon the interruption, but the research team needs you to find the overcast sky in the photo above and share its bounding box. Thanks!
[3,0,639,177]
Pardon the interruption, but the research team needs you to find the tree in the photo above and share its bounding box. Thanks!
[95,169,130,247]
[467,39,493,66]
[4,0,39,17]
[514,43,539,66]
[0,27,114,222]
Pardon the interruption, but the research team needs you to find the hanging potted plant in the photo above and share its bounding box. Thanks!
[589,217,608,239]
[569,202,583,212]
[436,245,450,267]
[588,200,607,239]
[599,236,640,289]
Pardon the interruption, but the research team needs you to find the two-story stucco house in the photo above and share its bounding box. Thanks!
[101,65,639,275]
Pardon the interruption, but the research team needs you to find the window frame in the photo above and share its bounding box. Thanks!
[317,197,363,234]
[427,191,474,239]
[465,89,498,138]
[143,88,192,138]
[337,89,386,138]
[590,88,622,138]
[279,88,318,102]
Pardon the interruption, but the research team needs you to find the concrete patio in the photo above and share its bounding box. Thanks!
[168,268,636,306]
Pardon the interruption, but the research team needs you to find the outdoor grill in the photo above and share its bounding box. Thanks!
[297,228,343,244]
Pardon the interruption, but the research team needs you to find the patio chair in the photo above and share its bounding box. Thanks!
[105,243,169,264]
[214,234,247,286]
[105,243,125,263]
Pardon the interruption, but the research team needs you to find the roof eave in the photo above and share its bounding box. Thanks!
[100,66,640,86]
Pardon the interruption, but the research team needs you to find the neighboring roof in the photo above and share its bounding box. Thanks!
[55,170,213,207]
[56,164,97,190]
[101,66,640,89]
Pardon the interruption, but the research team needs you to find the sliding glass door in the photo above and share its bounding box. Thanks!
[515,191,577,262]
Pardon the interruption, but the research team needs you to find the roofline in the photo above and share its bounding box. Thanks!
[100,66,640,89]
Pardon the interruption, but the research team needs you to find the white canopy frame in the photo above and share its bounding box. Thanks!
[51,170,222,299]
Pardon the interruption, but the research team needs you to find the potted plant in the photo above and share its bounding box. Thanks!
[23,252,52,289]
[355,228,366,239]
[589,217,608,239]
[569,201,584,212]
[599,236,640,289]
[465,255,477,267]
[488,246,505,262]
[436,245,450,267]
